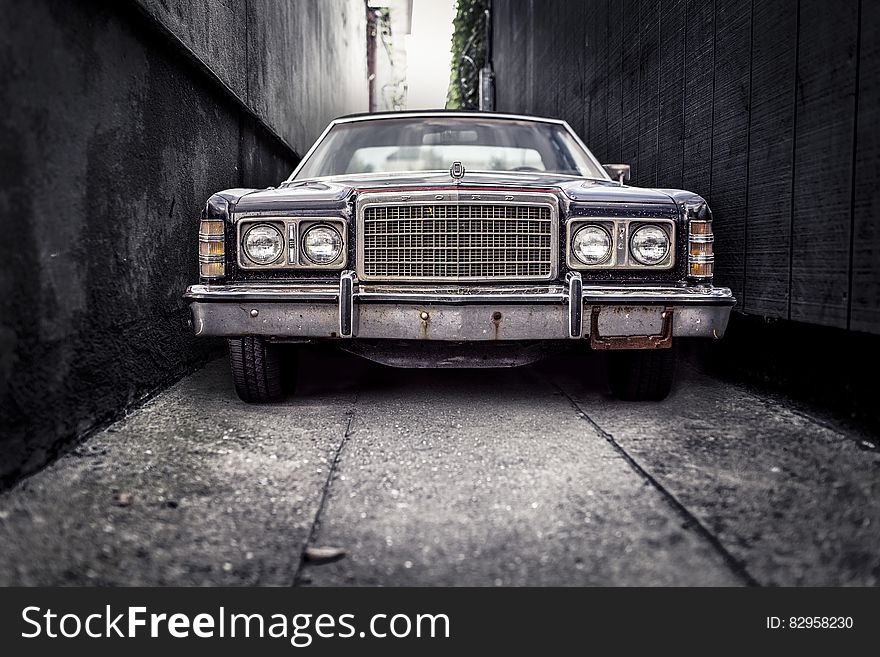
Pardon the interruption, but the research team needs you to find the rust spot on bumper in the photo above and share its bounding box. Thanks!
[491,311,502,339]
[419,310,430,339]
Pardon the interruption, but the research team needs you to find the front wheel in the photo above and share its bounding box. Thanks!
[228,337,285,403]
[606,347,677,401]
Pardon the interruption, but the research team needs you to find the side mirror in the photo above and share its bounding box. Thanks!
[602,164,631,185]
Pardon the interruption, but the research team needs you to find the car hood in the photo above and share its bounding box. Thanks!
[234,171,677,211]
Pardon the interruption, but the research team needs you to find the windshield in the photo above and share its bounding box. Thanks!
[291,116,605,180]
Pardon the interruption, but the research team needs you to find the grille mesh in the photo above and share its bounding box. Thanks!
[361,204,554,280]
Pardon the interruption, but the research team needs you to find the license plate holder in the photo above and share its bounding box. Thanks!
[589,306,674,350]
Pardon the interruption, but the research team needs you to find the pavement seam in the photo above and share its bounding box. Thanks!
[291,403,357,586]
[545,374,761,587]
[683,361,876,450]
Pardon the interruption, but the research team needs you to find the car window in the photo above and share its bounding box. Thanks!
[292,117,604,179]
[346,145,546,174]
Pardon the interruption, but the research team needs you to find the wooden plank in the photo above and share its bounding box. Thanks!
[506,0,535,114]
[637,0,660,187]
[491,0,516,112]
[530,0,559,118]
[681,0,715,196]
[708,0,751,305]
[523,0,535,112]
[620,0,642,177]
[790,0,858,326]
[559,0,586,139]
[491,0,521,112]
[604,0,624,162]
[656,0,685,190]
[583,0,608,159]
[850,0,879,333]
[743,0,797,318]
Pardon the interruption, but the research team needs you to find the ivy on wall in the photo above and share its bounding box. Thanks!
[446,0,489,109]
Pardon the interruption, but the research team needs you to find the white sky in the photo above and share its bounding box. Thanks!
[405,0,457,109]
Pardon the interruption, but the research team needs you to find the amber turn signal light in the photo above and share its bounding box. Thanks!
[689,240,713,258]
[687,219,714,281]
[689,261,713,278]
[199,219,225,279]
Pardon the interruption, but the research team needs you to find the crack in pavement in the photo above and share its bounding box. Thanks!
[301,366,742,586]
[543,373,761,587]
[292,403,358,586]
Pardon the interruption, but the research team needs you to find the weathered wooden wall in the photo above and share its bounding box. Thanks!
[494,0,878,333]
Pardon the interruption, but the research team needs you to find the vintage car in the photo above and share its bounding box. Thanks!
[185,111,733,402]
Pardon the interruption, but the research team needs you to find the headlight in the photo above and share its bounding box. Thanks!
[243,224,284,264]
[302,225,343,264]
[572,225,612,265]
[630,225,669,265]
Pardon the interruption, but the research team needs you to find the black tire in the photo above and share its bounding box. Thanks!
[228,337,285,403]
[606,347,677,401]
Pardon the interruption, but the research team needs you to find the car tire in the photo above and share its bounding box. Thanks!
[606,347,677,401]
[228,336,285,403]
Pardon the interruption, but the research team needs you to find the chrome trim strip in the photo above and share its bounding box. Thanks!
[323,111,573,126]
[185,284,339,302]
[356,285,566,304]
[358,290,567,304]
[184,283,735,306]
[579,286,733,304]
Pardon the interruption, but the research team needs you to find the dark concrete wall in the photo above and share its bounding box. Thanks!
[493,0,879,334]
[0,0,367,486]
[135,0,368,148]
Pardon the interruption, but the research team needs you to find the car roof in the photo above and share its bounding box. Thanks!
[329,110,567,125]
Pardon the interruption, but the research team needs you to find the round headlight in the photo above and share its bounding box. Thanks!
[243,224,283,264]
[572,225,612,265]
[630,225,670,265]
[302,225,343,264]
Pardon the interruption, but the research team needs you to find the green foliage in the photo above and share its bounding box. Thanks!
[446,0,489,109]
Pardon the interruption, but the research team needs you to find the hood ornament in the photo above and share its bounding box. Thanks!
[449,161,465,182]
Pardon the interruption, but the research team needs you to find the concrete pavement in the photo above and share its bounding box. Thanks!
[1,348,877,586]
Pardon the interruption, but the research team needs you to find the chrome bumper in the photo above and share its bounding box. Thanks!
[184,274,735,343]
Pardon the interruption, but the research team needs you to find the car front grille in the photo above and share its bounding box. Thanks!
[360,203,555,280]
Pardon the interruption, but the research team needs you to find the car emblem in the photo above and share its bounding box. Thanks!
[449,161,465,181]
